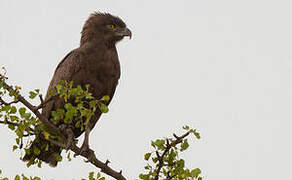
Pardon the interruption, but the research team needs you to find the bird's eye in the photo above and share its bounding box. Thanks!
[108,24,115,30]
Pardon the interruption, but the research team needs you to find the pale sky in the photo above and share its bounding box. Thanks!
[0,0,292,179]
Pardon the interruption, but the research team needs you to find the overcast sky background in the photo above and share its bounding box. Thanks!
[0,0,292,179]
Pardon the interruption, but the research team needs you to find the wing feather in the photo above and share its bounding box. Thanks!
[42,50,82,119]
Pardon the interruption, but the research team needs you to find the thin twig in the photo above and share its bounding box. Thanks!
[39,94,44,104]
[154,132,190,180]
[0,120,34,135]
[165,171,176,180]
[34,95,56,111]
[0,97,19,106]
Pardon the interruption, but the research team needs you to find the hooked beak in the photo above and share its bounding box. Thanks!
[116,27,132,39]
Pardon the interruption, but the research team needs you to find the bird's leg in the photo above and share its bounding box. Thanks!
[81,125,90,152]
[74,124,92,157]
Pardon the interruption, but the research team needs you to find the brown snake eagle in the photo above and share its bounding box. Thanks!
[23,12,131,166]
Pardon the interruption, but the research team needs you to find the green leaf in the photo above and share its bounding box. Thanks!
[25,148,31,155]
[0,169,2,174]
[69,85,83,96]
[144,152,151,160]
[33,146,41,155]
[99,177,105,180]
[49,89,56,96]
[8,124,15,130]
[96,172,101,179]
[183,125,190,130]
[99,103,109,113]
[55,154,62,162]
[23,112,31,119]
[41,131,50,140]
[67,152,71,161]
[37,160,42,168]
[10,106,17,114]
[15,138,20,145]
[139,174,150,180]
[190,129,201,139]
[14,175,20,180]
[45,143,49,151]
[55,84,64,94]
[19,107,26,117]
[100,95,110,102]
[75,120,81,128]
[12,145,18,151]
[65,103,77,115]
[15,127,24,138]
[144,165,151,170]
[1,105,10,112]
[89,100,98,108]
[167,148,176,163]
[180,139,189,151]
[153,139,165,149]
[194,131,201,139]
[10,115,18,121]
[175,159,185,173]
[89,172,94,180]
[29,91,38,99]
[64,111,74,123]
[32,177,41,180]
[191,168,201,178]
[22,174,29,180]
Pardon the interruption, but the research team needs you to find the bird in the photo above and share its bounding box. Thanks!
[23,12,131,167]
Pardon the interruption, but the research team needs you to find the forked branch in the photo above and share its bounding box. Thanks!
[154,131,191,180]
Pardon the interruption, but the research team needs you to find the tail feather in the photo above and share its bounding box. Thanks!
[22,136,62,167]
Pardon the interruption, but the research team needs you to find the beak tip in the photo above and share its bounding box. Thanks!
[128,28,132,39]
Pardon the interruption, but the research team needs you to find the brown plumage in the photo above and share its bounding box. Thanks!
[23,12,131,166]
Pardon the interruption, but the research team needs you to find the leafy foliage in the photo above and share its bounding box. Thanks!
[0,71,203,180]
[81,171,105,180]
[139,126,203,180]
[0,78,110,167]
[0,169,41,180]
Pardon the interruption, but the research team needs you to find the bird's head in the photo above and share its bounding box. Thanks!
[80,12,132,47]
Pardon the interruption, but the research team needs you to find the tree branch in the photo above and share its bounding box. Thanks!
[0,97,19,106]
[0,120,34,137]
[154,131,190,180]
[0,75,127,180]
[70,143,126,180]
[34,94,56,111]
[0,76,65,140]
